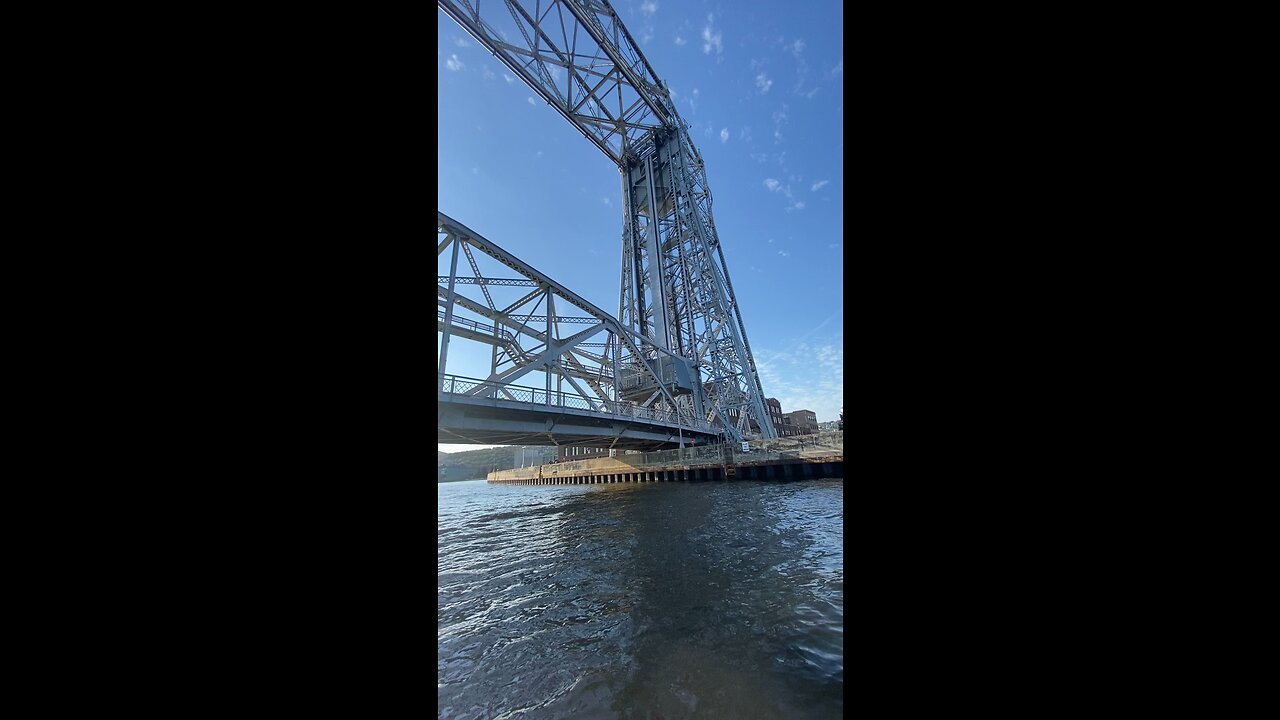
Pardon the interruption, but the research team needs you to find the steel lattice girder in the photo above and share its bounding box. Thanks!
[438,212,711,434]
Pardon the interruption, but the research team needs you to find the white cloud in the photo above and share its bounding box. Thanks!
[778,250,790,257]
[767,238,774,243]
[503,73,515,84]
[792,39,806,56]
[832,59,843,75]
[702,15,723,55]
[675,35,686,45]
[446,54,465,71]
[755,336,844,424]
[755,73,772,93]
[764,178,780,192]
[641,1,658,14]
[527,97,536,106]
[772,105,789,144]
[455,37,471,48]
[602,197,611,206]
[811,180,829,191]
[720,128,729,143]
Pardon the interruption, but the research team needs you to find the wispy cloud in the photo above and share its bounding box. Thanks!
[503,73,515,84]
[482,65,495,81]
[675,34,686,45]
[755,72,772,94]
[720,128,729,143]
[446,54,465,71]
[811,180,829,192]
[788,37,811,97]
[832,59,843,75]
[455,37,471,48]
[755,334,844,424]
[764,178,781,192]
[786,200,806,212]
[778,250,790,257]
[702,14,723,55]
[602,197,611,206]
[527,97,536,106]
[772,105,789,144]
[641,0,658,14]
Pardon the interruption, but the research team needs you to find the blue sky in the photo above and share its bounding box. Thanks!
[438,1,843,453]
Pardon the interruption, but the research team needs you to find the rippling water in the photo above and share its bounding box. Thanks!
[438,478,843,719]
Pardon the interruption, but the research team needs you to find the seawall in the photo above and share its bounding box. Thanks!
[487,431,843,484]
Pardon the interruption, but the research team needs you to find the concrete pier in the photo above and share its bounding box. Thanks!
[487,431,843,484]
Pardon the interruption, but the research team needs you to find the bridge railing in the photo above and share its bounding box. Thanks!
[439,372,714,432]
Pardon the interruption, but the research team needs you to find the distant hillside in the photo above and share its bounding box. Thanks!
[438,446,518,482]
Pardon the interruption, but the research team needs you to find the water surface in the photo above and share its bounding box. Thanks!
[438,478,843,719]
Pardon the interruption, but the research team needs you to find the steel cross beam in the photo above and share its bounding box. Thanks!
[439,0,777,441]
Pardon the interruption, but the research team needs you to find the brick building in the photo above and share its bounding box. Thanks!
[784,409,818,435]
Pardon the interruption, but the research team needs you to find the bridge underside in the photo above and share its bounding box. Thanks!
[438,397,721,451]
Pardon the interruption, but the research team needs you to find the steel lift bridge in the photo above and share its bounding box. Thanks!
[438,0,777,450]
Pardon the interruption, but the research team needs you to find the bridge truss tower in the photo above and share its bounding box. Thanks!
[439,0,776,441]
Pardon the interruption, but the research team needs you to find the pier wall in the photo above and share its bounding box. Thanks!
[487,431,843,484]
